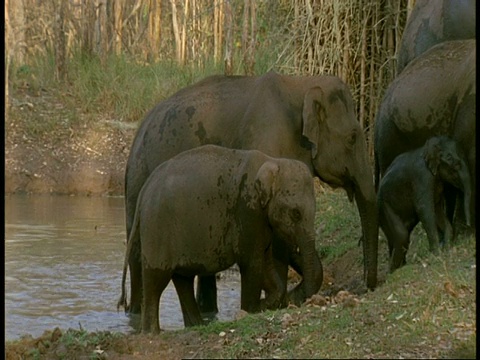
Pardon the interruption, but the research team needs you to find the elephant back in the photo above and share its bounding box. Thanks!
[396,0,476,74]
[388,39,475,134]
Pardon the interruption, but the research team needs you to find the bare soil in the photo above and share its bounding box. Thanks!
[4,89,395,359]
[5,88,135,196]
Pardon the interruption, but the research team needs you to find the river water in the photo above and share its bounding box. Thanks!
[5,195,241,341]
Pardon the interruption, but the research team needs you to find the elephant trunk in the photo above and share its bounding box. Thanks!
[354,181,379,290]
[285,233,322,305]
[300,232,323,298]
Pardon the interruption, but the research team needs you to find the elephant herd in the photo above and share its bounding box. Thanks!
[117,0,475,333]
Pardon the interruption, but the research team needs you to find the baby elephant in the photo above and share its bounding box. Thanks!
[378,136,471,272]
[118,144,321,333]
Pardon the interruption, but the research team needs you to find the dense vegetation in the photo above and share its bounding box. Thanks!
[6,0,413,156]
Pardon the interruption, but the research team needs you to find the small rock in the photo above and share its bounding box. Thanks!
[235,309,248,321]
[304,294,327,307]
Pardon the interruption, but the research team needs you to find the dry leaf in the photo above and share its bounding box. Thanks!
[444,281,458,298]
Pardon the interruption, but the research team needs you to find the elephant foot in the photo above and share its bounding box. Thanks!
[127,313,142,333]
[127,302,142,315]
[200,311,218,323]
[454,221,476,240]
[287,287,306,307]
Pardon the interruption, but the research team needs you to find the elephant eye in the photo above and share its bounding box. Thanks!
[347,129,357,148]
[290,208,302,223]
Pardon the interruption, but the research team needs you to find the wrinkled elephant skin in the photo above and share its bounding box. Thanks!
[396,0,476,74]
[375,40,476,231]
[118,145,321,333]
[125,71,379,316]
[378,136,472,272]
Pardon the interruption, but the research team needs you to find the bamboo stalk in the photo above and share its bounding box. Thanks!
[170,0,181,63]
[180,0,189,64]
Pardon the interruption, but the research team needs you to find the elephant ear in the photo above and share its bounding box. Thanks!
[255,161,279,208]
[302,86,325,159]
[423,137,442,176]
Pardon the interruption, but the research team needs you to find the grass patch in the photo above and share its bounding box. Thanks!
[9,50,280,137]
[315,189,362,260]
[194,233,476,358]
[183,191,476,359]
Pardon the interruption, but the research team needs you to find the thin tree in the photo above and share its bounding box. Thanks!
[55,0,67,81]
[148,0,162,62]
[5,0,10,118]
[170,0,182,63]
[242,0,256,75]
[224,0,234,75]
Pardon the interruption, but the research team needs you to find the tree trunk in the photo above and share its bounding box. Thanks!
[148,0,162,62]
[5,0,10,119]
[8,0,25,65]
[242,0,256,75]
[223,0,233,75]
[82,0,94,56]
[180,0,189,64]
[113,1,123,55]
[96,0,108,62]
[214,0,224,65]
[170,0,181,63]
[55,0,67,81]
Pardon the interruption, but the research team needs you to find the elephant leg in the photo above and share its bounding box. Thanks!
[268,244,289,308]
[142,267,170,334]
[435,198,453,248]
[285,252,308,306]
[389,228,410,273]
[172,274,205,327]
[195,275,218,319]
[239,263,263,313]
[443,183,457,230]
[128,253,143,315]
[260,257,288,310]
[262,252,286,310]
[418,205,441,254]
[380,204,411,272]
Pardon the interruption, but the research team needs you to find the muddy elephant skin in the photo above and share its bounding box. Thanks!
[396,0,476,74]
[125,71,379,316]
[118,145,322,333]
[378,136,472,272]
[375,40,476,232]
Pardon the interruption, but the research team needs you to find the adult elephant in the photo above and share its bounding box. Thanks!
[396,0,476,75]
[125,71,379,315]
[375,40,475,231]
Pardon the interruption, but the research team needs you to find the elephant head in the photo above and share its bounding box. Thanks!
[301,78,378,290]
[423,136,472,226]
[255,159,321,299]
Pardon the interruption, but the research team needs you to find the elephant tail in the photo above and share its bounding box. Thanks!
[117,203,141,313]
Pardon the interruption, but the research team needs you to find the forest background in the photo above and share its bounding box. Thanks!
[5,0,415,160]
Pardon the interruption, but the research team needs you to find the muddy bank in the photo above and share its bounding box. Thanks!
[5,93,137,196]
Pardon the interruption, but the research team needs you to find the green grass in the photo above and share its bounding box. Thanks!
[182,190,476,359]
[9,49,281,136]
[315,189,362,260]
[196,242,475,358]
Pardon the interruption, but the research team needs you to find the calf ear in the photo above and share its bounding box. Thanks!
[255,161,279,208]
[423,137,442,176]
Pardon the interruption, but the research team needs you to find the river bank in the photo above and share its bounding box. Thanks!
[5,88,136,196]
